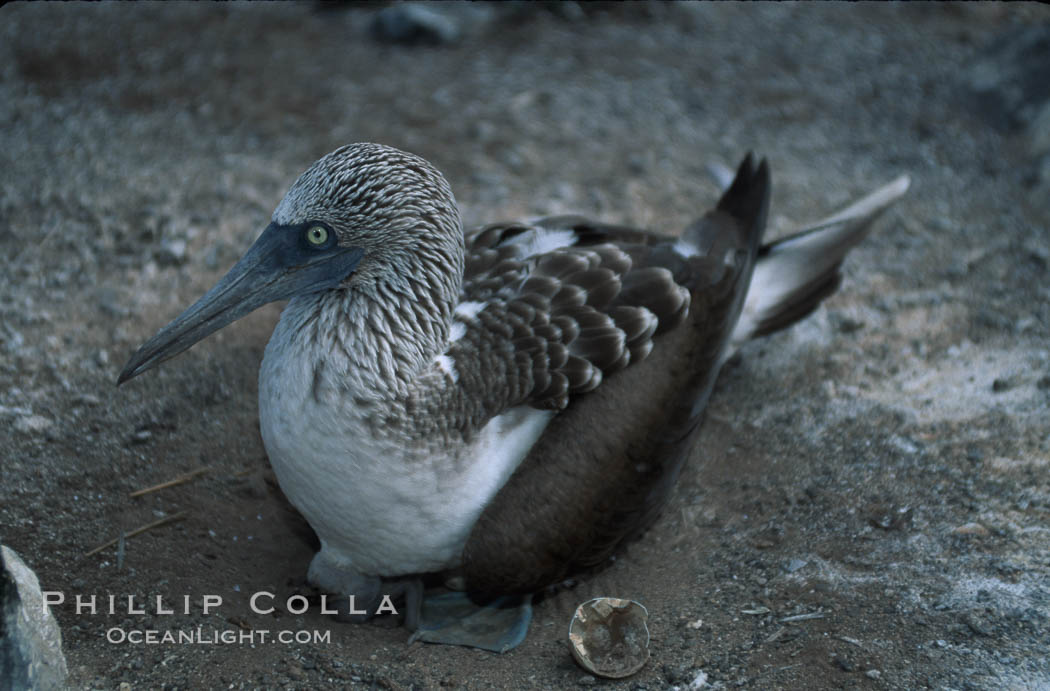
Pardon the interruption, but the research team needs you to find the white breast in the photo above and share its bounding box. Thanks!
[258,307,553,578]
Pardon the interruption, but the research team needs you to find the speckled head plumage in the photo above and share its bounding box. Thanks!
[273,143,464,299]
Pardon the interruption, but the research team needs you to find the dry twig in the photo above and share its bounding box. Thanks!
[85,511,188,557]
[129,467,210,498]
[779,612,827,623]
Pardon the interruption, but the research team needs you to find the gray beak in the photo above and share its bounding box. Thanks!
[117,222,363,384]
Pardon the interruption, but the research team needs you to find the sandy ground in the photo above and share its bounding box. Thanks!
[2,3,1049,689]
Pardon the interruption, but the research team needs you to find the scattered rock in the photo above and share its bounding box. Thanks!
[544,1,586,22]
[371,5,460,46]
[953,522,990,537]
[833,654,857,672]
[830,312,865,334]
[1,545,69,691]
[285,659,305,681]
[1027,241,1050,268]
[991,377,1014,393]
[14,414,52,434]
[965,614,993,637]
[686,670,709,689]
[2,329,25,354]
[98,294,132,319]
[153,238,188,267]
[867,504,913,531]
[71,393,101,407]
[662,663,698,687]
[889,434,921,456]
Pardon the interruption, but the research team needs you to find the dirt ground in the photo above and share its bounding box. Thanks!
[2,3,1049,689]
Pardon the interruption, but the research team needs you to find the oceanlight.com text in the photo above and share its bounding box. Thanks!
[106,627,331,645]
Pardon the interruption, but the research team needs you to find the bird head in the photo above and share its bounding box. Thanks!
[117,143,462,384]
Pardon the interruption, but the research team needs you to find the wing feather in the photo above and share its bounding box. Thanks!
[461,154,772,597]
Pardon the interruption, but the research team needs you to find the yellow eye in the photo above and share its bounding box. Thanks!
[306,225,329,246]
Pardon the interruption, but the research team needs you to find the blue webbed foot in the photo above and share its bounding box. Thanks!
[409,591,533,653]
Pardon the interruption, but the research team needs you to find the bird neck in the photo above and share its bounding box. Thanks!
[278,261,459,401]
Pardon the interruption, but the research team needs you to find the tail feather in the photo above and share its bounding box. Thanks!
[730,174,911,347]
[713,152,771,262]
[679,153,770,270]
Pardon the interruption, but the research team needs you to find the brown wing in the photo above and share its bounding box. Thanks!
[434,212,696,428]
[460,154,771,597]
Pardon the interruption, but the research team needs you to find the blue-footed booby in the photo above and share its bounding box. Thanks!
[118,144,909,651]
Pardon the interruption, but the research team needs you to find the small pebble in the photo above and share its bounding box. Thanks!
[953,522,989,537]
[965,615,992,637]
[3,330,25,353]
[15,414,52,434]
[836,316,865,334]
[991,377,1014,393]
[889,435,920,455]
[834,655,856,672]
[865,669,882,680]
[154,239,188,266]
[371,5,460,45]
[99,297,131,318]
[73,393,102,406]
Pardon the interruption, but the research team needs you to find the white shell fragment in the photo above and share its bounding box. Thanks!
[568,597,650,678]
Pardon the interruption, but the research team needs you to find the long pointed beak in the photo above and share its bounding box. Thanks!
[117,222,363,384]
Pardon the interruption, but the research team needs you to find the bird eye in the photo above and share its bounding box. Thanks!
[305,225,329,246]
